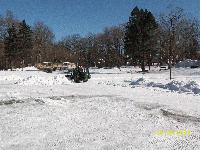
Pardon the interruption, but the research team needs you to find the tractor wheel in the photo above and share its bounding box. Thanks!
[74,76,80,83]
[83,78,88,82]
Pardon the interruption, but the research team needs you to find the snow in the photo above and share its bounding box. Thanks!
[15,74,72,86]
[130,78,200,94]
[10,66,39,71]
[175,59,200,68]
[20,66,39,71]
[1,67,200,149]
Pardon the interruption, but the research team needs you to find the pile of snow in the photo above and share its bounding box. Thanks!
[15,75,71,86]
[0,74,22,81]
[90,67,123,74]
[175,59,200,68]
[130,78,200,94]
[191,71,200,76]
[15,66,39,71]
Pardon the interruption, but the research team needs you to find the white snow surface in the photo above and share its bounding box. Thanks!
[130,78,200,94]
[10,66,39,71]
[175,59,200,68]
[20,66,39,71]
[1,67,200,150]
[16,74,72,86]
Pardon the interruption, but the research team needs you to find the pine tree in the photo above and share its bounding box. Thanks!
[4,24,18,69]
[17,20,33,65]
[124,7,158,71]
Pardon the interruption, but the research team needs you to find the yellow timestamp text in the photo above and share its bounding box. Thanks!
[154,129,191,136]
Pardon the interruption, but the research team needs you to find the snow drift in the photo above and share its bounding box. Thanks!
[15,75,71,86]
[175,59,200,68]
[20,66,39,71]
[130,78,200,94]
[9,66,39,71]
[0,74,22,81]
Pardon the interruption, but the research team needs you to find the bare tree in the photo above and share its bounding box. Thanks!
[32,22,55,63]
[159,8,200,65]
[159,8,200,79]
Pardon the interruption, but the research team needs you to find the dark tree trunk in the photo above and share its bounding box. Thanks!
[149,62,151,71]
[141,60,145,72]
[141,52,145,72]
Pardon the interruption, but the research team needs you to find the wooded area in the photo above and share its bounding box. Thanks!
[0,7,199,70]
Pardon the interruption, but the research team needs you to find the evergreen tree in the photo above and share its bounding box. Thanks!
[17,20,33,65]
[124,7,158,71]
[4,24,18,69]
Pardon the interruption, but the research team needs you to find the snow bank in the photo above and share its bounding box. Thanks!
[175,59,200,68]
[0,75,22,81]
[15,66,39,71]
[90,67,123,74]
[130,78,200,94]
[15,75,71,86]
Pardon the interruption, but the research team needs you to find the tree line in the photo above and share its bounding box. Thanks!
[125,7,200,71]
[0,7,199,70]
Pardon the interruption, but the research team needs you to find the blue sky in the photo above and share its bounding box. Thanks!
[0,0,199,41]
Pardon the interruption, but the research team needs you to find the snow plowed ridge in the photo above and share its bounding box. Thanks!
[15,75,71,86]
[160,109,200,123]
[130,78,200,94]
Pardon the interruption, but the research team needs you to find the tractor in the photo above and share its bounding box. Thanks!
[65,67,91,83]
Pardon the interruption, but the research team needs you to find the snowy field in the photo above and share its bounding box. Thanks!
[1,66,200,150]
